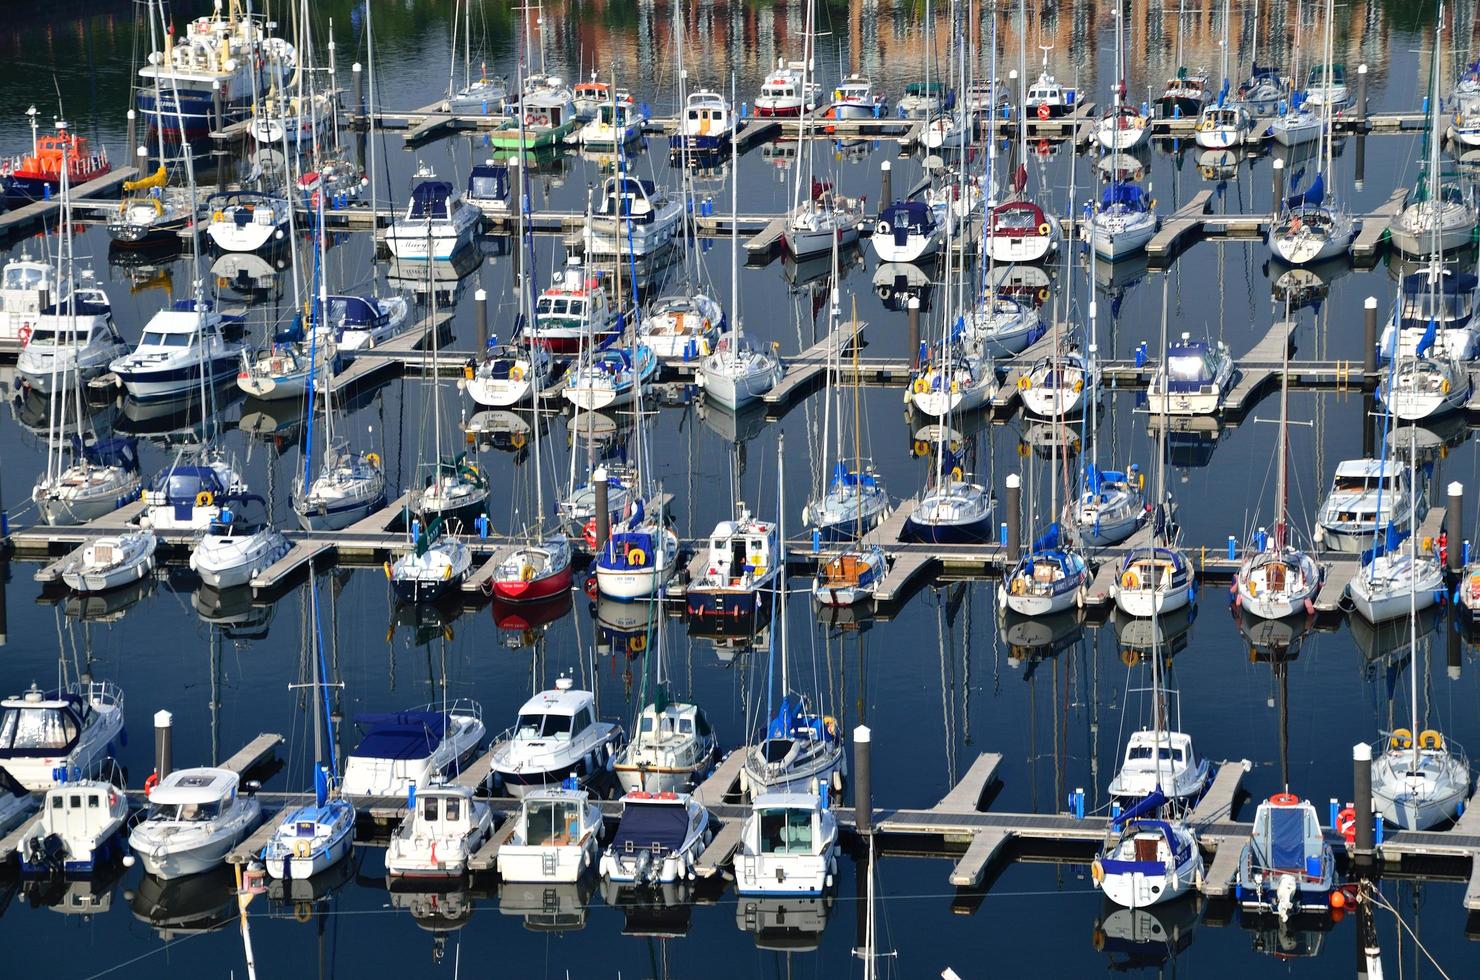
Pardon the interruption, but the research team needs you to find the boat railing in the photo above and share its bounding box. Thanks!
[415,698,483,724]
[84,680,124,712]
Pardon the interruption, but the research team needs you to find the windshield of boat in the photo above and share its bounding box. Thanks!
[536,296,586,319]
[757,806,814,854]
[1334,473,1395,493]
[1401,290,1470,323]
[147,800,222,821]
[516,712,572,740]
[0,705,79,751]
[3,266,46,290]
[1127,745,1185,762]
[141,331,194,348]
[525,800,582,844]
[1167,354,1208,382]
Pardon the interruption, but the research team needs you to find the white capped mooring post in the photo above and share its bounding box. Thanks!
[854,725,872,836]
[154,709,174,782]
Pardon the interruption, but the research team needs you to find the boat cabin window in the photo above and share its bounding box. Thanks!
[1401,290,1469,323]
[1167,354,1209,383]
[445,797,461,821]
[758,807,813,854]
[537,297,585,318]
[0,705,78,751]
[142,331,194,348]
[1333,473,1394,493]
[526,800,582,845]
[71,795,82,809]
[516,712,573,740]
[148,800,222,821]
[4,266,46,290]
[423,796,438,822]
[569,709,590,738]
[1126,745,1185,762]
[469,175,503,200]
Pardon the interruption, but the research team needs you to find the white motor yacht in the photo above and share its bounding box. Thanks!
[15,287,127,391]
[1315,458,1426,553]
[1107,731,1211,806]
[0,681,125,791]
[384,167,481,260]
[340,702,486,799]
[109,300,247,401]
[1145,335,1236,416]
[189,523,289,590]
[129,767,261,879]
[496,785,605,883]
[385,783,493,879]
[734,792,839,896]
[599,791,710,885]
[613,702,720,795]
[489,677,625,796]
[61,530,157,593]
[584,175,684,261]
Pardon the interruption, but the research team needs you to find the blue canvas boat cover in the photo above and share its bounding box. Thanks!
[1101,183,1148,210]
[150,466,227,502]
[1268,806,1307,872]
[408,181,453,219]
[351,715,447,761]
[1283,173,1326,210]
[610,800,691,854]
[75,436,138,471]
[878,199,934,230]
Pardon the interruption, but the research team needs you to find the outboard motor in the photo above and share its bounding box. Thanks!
[27,832,66,872]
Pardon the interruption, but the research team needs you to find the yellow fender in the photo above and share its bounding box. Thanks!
[913,378,929,394]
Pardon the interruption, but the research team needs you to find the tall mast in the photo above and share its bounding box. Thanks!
[778,431,788,696]
[1407,425,1419,773]
[1276,298,1290,549]
[730,71,741,346]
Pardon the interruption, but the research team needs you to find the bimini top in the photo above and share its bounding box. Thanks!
[610,793,692,853]
[1398,269,1477,327]
[149,465,228,502]
[877,199,934,232]
[352,710,451,761]
[322,295,389,327]
[407,180,455,220]
[467,161,509,203]
[1164,339,1225,390]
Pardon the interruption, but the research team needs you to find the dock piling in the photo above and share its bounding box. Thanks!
[1271,158,1284,212]
[907,297,921,369]
[154,710,174,783]
[594,467,611,552]
[1005,475,1022,563]
[475,288,488,349]
[1356,64,1369,128]
[353,63,365,114]
[1354,131,1367,190]
[854,725,872,836]
[125,110,136,168]
[1362,297,1378,378]
[1353,742,1374,867]
[1447,483,1463,574]
[879,160,892,207]
[212,81,223,138]
[0,554,8,647]
[1449,615,1463,680]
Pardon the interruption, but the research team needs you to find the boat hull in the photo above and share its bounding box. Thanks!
[490,565,573,603]
[901,513,994,544]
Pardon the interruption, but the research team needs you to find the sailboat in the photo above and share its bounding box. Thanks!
[985,35,1060,263]
[261,570,356,880]
[1155,3,1211,119]
[1391,12,1478,257]
[445,0,507,114]
[1095,8,1150,151]
[741,436,846,798]
[1368,476,1471,829]
[1348,429,1445,625]
[1234,307,1323,620]
[1235,0,1290,118]
[1268,1,1323,147]
[593,372,679,603]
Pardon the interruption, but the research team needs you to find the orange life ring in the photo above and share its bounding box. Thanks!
[1036,102,1051,121]
[1120,571,1140,590]
[1268,792,1300,807]
[144,770,160,797]
[1337,805,1357,844]
[17,325,32,346]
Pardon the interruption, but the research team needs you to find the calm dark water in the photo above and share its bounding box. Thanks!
[0,1,1478,977]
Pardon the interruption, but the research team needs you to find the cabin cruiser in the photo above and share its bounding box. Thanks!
[1235,542,1323,620]
[697,336,784,409]
[1315,459,1426,553]
[203,191,291,253]
[0,251,67,346]
[389,524,473,603]
[33,438,143,527]
[0,681,125,791]
[897,81,955,118]
[529,259,619,356]
[1235,793,1337,919]
[755,60,818,117]
[686,503,780,620]
[614,702,720,795]
[640,292,725,365]
[489,677,625,796]
[61,530,158,593]
[599,791,710,885]
[1094,791,1204,910]
[385,784,493,879]
[315,294,412,355]
[1146,335,1236,415]
[15,287,127,391]
[1370,728,1470,830]
[129,768,261,879]
[823,74,886,120]
[488,75,579,150]
[1155,67,1211,118]
[293,442,387,531]
[1302,63,1351,111]
[17,777,130,875]
[1107,731,1210,805]
[579,101,643,150]
[870,200,939,264]
[803,462,889,541]
[563,345,659,412]
[584,175,684,261]
[384,168,481,260]
[142,459,248,532]
[466,341,553,407]
[1111,546,1194,617]
[110,299,246,400]
[1194,103,1254,149]
[1067,465,1148,547]
[261,769,356,880]
[984,200,1060,264]
[903,474,994,544]
[1348,543,1444,624]
[670,89,734,152]
[1378,356,1471,421]
[965,291,1044,357]
[464,159,509,214]
[1378,269,1478,360]
[1001,545,1089,617]
[812,545,888,607]
[497,784,605,882]
[734,793,838,896]
[1086,184,1157,261]
[595,507,680,601]
[740,695,845,797]
[341,703,486,798]
[1024,53,1078,118]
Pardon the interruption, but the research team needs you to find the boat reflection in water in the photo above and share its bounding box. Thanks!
[492,590,573,647]
[1146,414,1224,477]
[41,573,156,624]
[1113,605,1196,665]
[1001,609,1084,669]
[1235,607,1313,663]
[117,382,243,444]
[1090,894,1201,970]
[600,877,697,937]
[1269,255,1351,312]
[498,877,596,934]
[23,860,129,918]
[873,258,937,313]
[1347,604,1441,673]
[192,584,275,639]
[736,893,834,951]
[593,596,656,660]
[128,865,237,940]
[388,595,469,647]
[464,409,548,459]
[1242,912,1333,959]
[388,883,476,964]
[266,844,358,908]
[710,625,771,666]
[385,249,483,305]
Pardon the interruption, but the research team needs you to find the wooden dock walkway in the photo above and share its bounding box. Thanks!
[327,310,454,395]
[1145,189,1214,262]
[762,317,867,408]
[221,733,285,776]
[1223,319,1299,414]
[250,542,331,594]
[0,167,138,242]
[1350,187,1409,262]
[1189,761,1250,826]
[462,544,519,594]
[932,753,1003,813]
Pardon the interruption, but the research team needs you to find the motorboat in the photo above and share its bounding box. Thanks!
[903,476,994,543]
[33,437,143,527]
[1235,793,1337,919]
[339,703,486,799]
[697,336,784,410]
[464,158,509,214]
[389,524,473,604]
[385,783,493,879]
[1155,67,1211,118]
[383,167,481,260]
[292,442,387,531]
[315,294,412,355]
[686,503,781,620]
[639,292,725,365]
[1347,544,1444,624]
[487,75,579,150]
[739,694,846,798]
[1315,459,1426,553]
[1001,545,1089,617]
[1194,102,1255,149]
[563,345,659,412]
[466,341,553,407]
[1378,356,1471,421]
[670,89,734,152]
[595,509,680,601]
[1111,546,1194,617]
[984,200,1060,264]
[189,522,289,590]
[579,101,643,150]
[811,546,888,607]
[897,80,955,118]
[488,677,626,796]
[908,346,994,418]
[1238,64,1290,117]
[1107,731,1211,806]
[497,785,605,883]
[963,78,1010,115]
[1378,268,1478,361]
[1066,465,1148,547]
[0,251,67,346]
[613,701,720,795]
[1020,346,1100,418]
[781,191,866,260]
[1301,63,1350,111]
[1095,791,1204,910]
[61,530,157,593]
[734,792,839,896]
[1145,334,1236,415]
[803,462,889,542]
[0,120,110,204]
[1235,543,1322,620]
[529,259,619,356]
[0,681,125,790]
[755,60,819,117]
[203,191,291,253]
[15,287,127,391]
[598,791,710,885]
[1371,728,1470,830]
[109,299,247,401]
[1023,53,1078,119]
[129,768,261,880]
[870,200,939,264]
[261,768,356,880]
[584,175,684,261]
[142,459,247,532]
[16,777,130,875]
[822,74,887,120]
[1086,184,1158,261]
[571,76,624,120]
[964,291,1044,357]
